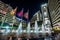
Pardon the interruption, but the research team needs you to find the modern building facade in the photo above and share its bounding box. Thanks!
[30,10,42,31]
[0,1,19,27]
[41,3,51,34]
[48,0,60,27]
[0,1,12,23]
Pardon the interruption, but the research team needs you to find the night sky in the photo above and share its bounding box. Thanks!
[1,0,48,21]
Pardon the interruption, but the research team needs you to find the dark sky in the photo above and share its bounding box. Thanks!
[2,0,48,21]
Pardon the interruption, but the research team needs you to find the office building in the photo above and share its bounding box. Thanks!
[48,0,60,26]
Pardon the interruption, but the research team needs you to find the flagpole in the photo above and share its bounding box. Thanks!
[27,22,30,40]
[26,10,30,40]
[34,21,39,38]
[17,8,23,40]
[20,8,23,34]
[17,21,22,40]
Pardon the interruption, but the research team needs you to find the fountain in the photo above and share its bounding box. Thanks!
[34,21,39,37]
[42,24,45,35]
[27,22,30,38]
[16,21,22,35]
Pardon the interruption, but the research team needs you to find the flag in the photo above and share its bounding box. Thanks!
[23,10,29,20]
[16,9,23,21]
[10,7,17,16]
[17,9,23,17]
[22,10,29,22]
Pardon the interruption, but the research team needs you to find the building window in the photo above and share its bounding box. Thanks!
[55,15,60,22]
[54,20,60,24]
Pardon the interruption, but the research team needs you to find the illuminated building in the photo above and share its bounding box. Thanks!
[0,1,19,27]
[41,3,52,34]
[30,10,42,27]
[0,1,12,24]
[30,11,43,37]
[48,0,60,26]
[30,11,42,31]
